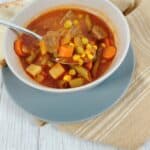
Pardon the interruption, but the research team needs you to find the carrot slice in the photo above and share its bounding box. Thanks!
[14,39,26,57]
[85,61,93,70]
[103,46,116,59]
[58,45,74,58]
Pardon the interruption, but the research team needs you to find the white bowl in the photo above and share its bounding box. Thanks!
[3,0,130,93]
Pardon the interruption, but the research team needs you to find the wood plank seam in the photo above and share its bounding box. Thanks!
[0,73,4,103]
[37,128,40,150]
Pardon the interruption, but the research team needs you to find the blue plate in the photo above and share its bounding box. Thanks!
[2,46,135,123]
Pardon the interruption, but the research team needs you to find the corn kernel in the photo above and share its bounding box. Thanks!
[81,37,89,45]
[73,54,81,61]
[69,69,76,76]
[63,75,72,82]
[76,46,84,54]
[101,43,106,48]
[85,50,91,55]
[81,53,86,58]
[73,19,79,25]
[87,53,94,60]
[64,20,72,29]
[93,45,98,50]
[78,58,84,65]
[86,44,92,49]
[69,42,75,47]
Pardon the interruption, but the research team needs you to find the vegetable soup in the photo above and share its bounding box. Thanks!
[14,8,116,89]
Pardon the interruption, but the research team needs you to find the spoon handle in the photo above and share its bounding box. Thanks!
[0,19,42,40]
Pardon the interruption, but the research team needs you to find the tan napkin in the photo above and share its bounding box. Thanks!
[0,0,34,66]
[1,1,150,150]
[59,1,150,150]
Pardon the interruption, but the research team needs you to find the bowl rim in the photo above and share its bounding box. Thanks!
[3,0,130,93]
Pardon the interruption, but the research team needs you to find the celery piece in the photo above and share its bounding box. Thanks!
[74,66,91,81]
[85,15,92,31]
[69,78,84,88]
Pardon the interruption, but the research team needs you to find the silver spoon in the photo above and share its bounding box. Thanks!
[0,20,74,64]
[0,20,94,65]
[0,20,42,40]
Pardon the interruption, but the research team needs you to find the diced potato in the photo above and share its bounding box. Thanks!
[69,78,85,88]
[74,66,91,81]
[49,63,65,79]
[26,64,42,77]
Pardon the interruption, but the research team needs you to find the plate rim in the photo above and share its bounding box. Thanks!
[2,45,136,124]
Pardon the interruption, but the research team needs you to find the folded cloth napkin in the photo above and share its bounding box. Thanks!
[1,0,150,150]
[111,0,135,13]
[59,1,150,150]
[0,0,35,66]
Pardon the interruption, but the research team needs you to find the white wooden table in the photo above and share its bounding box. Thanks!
[0,69,117,150]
